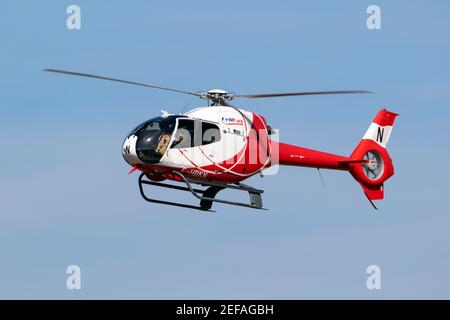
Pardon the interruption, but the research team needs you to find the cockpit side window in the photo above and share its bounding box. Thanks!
[202,122,221,145]
[171,119,222,149]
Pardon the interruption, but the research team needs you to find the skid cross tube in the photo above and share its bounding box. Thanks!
[138,171,266,211]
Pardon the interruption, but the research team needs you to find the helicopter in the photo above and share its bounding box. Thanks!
[44,69,398,211]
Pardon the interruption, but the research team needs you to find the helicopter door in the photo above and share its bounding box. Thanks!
[167,118,222,167]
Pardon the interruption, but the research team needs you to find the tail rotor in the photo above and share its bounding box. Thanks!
[362,151,384,180]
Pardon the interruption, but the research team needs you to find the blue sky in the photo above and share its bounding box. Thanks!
[1,1,449,299]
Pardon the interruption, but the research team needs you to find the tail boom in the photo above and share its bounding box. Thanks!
[276,142,351,171]
[272,108,398,207]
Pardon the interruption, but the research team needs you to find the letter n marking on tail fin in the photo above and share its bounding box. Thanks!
[376,127,384,144]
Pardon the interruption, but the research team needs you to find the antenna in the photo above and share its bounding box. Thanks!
[180,101,191,115]
[317,168,326,187]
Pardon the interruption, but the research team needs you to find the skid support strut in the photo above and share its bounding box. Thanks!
[138,171,266,211]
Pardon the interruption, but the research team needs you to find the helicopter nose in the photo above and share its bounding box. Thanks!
[122,135,142,165]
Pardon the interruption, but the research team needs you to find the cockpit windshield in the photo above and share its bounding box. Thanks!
[131,115,183,164]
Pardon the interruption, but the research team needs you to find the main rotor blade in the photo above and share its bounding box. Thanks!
[43,69,202,97]
[234,90,372,99]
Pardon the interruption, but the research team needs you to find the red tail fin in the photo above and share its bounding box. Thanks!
[348,109,398,207]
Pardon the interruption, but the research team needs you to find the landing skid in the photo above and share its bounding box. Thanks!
[138,171,266,211]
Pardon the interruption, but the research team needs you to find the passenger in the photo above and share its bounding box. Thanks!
[171,135,184,148]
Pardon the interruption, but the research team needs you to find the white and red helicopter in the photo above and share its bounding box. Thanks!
[45,69,398,211]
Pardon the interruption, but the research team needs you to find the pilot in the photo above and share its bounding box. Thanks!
[155,133,172,156]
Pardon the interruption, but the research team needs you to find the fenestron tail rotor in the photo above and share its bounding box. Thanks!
[362,151,384,180]
[43,69,372,105]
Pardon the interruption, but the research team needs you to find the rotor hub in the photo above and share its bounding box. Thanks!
[201,89,233,105]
